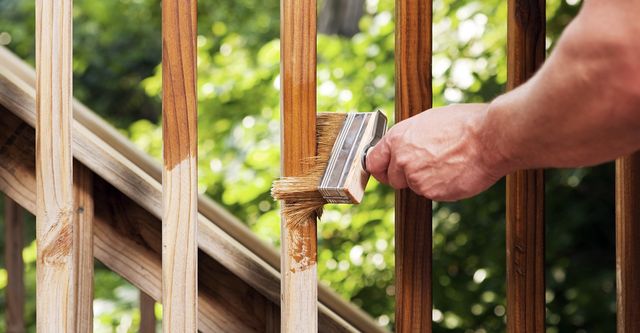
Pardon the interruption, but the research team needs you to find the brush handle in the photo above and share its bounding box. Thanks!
[319,110,387,204]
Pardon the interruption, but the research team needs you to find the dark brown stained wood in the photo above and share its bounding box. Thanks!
[280,0,318,331]
[162,0,198,331]
[0,46,384,332]
[139,291,156,333]
[394,0,433,331]
[505,0,546,332]
[73,161,94,332]
[4,196,25,333]
[616,153,640,333]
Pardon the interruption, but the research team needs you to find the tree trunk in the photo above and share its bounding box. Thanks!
[318,0,365,37]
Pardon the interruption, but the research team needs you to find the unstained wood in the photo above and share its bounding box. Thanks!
[73,161,94,332]
[35,0,76,331]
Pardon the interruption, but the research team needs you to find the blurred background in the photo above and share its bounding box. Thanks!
[0,0,616,331]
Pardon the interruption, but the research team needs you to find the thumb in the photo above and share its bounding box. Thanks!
[365,136,391,183]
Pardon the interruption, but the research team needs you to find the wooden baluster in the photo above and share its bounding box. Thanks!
[280,0,318,331]
[4,196,25,333]
[73,162,94,332]
[35,0,76,331]
[394,0,433,331]
[505,0,546,332]
[162,0,198,331]
[139,291,157,333]
[616,153,640,332]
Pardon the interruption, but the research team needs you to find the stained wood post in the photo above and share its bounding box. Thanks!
[35,0,76,331]
[73,162,93,332]
[616,153,640,332]
[139,291,156,333]
[394,0,433,331]
[505,0,546,332]
[161,0,198,331]
[280,0,318,331]
[4,196,25,333]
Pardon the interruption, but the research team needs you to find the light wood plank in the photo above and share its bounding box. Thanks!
[394,0,433,331]
[505,0,546,332]
[140,291,156,333]
[4,196,25,333]
[0,63,382,332]
[280,0,318,331]
[161,0,198,331]
[73,161,93,332]
[35,0,76,331]
[616,153,640,333]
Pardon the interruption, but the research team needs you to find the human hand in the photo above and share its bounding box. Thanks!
[365,104,508,201]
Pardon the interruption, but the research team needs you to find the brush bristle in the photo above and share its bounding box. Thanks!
[271,113,346,226]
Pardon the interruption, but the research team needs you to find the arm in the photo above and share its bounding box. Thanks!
[366,0,640,201]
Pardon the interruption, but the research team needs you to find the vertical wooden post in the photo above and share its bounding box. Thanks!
[73,162,94,332]
[4,196,25,333]
[616,153,640,333]
[35,0,76,331]
[139,291,157,333]
[280,0,318,331]
[505,0,546,332]
[394,0,432,331]
[162,0,198,331]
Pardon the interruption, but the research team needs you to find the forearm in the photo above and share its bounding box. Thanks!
[482,0,640,172]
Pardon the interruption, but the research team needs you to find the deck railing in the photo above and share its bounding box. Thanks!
[0,0,638,332]
[280,0,639,332]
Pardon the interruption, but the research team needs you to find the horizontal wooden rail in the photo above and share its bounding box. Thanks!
[616,153,640,332]
[394,0,433,331]
[4,196,25,333]
[0,45,381,333]
[505,0,546,331]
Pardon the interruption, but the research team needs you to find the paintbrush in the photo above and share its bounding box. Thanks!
[272,111,387,219]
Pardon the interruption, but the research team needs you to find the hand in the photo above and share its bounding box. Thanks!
[365,103,508,201]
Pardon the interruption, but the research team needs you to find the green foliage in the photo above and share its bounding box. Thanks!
[0,0,616,331]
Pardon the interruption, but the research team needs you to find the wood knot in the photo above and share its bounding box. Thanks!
[40,208,74,266]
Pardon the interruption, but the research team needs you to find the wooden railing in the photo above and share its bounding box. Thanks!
[279,0,640,332]
[0,0,638,332]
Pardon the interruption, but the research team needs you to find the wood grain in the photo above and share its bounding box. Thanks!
[0,58,383,332]
[35,0,76,331]
[139,291,156,333]
[73,161,93,332]
[4,196,25,333]
[394,0,433,331]
[616,153,640,333]
[280,0,318,331]
[162,0,198,331]
[0,112,271,332]
[505,0,546,332]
